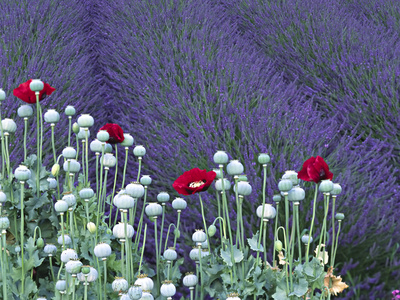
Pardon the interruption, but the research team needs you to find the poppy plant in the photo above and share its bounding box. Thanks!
[13,79,56,104]
[173,168,217,195]
[297,156,333,183]
[99,123,124,144]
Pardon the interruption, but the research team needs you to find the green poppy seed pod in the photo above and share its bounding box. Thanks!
[238,174,248,182]
[66,259,83,274]
[140,175,152,186]
[183,273,198,287]
[77,114,94,128]
[77,267,98,282]
[90,139,102,153]
[212,168,222,179]
[160,282,176,297]
[133,145,146,157]
[55,280,67,292]
[29,79,44,92]
[233,181,252,196]
[14,165,31,181]
[64,105,76,116]
[128,285,143,300]
[79,188,94,199]
[63,159,81,173]
[331,183,342,195]
[94,243,112,259]
[72,122,80,134]
[54,200,68,213]
[273,193,282,202]
[301,234,313,244]
[121,133,134,147]
[47,178,57,189]
[278,179,293,192]
[319,179,334,193]
[105,143,113,153]
[81,265,91,275]
[113,223,135,239]
[126,182,145,198]
[256,204,276,219]
[163,248,177,261]
[213,150,229,164]
[258,153,271,164]
[275,240,283,251]
[1,118,17,133]
[62,192,76,207]
[140,291,154,300]
[157,191,170,203]
[112,278,129,294]
[44,109,60,124]
[102,153,116,168]
[172,198,187,210]
[174,228,180,239]
[106,228,112,235]
[288,186,305,202]
[134,275,154,292]
[97,130,109,142]
[62,147,77,159]
[0,89,5,101]
[58,235,71,246]
[0,215,10,229]
[60,248,78,263]
[17,105,34,118]
[145,203,162,217]
[43,244,57,256]
[214,178,231,191]
[51,163,60,177]
[227,160,244,176]
[208,224,217,237]
[282,170,299,186]
[335,213,345,220]
[77,127,90,140]
[0,191,6,203]
[227,293,241,300]
[87,222,96,233]
[192,229,207,243]
[189,248,200,261]
[36,237,44,248]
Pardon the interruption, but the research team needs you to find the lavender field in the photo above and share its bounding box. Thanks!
[0,0,399,299]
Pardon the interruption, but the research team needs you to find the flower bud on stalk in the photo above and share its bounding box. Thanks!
[51,164,60,176]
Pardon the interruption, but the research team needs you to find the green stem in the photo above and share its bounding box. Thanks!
[85,128,89,186]
[23,118,28,162]
[61,213,66,250]
[69,209,75,249]
[71,277,76,300]
[332,221,341,268]
[317,194,329,264]
[121,240,125,278]
[75,136,79,161]
[68,116,72,147]
[0,103,5,179]
[109,145,118,226]
[0,230,7,300]
[163,223,176,252]
[256,165,268,265]
[20,182,25,296]
[239,196,245,250]
[124,210,130,283]
[198,194,211,254]
[289,203,297,292]
[4,135,10,177]
[51,125,56,164]
[84,276,88,300]
[295,204,302,263]
[263,220,268,264]
[272,202,280,267]
[95,145,105,245]
[35,92,40,198]
[173,211,181,249]
[198,246,204,300]
[103,260,107,297]
[154,218,160,288]
[39,104,43,168]
[121,147,129,188]
[216,191,222,239]
[138,223,147,275]
[159,204,166,256]
[81,140,85,184]
[277,226,289,294]
[136,157,142,181]
[234,177,240,247]
[330,196,336,268]
[134,189,148,248]
[305,183,319,265]
[49,256,55,283]
[95,153,99,203]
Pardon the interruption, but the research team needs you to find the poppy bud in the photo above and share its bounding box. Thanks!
[51,164,60,176]
[72,122,80,134]
[36,237,44,249]
[87,222,96,233]
[208,225,217,237]
[174,228,180,238]
[275,240,283,251]
[0,89,5,101]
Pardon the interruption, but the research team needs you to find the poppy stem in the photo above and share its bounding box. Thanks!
[272,202,280,267]
[0,229,8,300]
[134,187,148,248]
[35,92,40,198]
[198,194,211,254]
[317,193,329,264]
[330,196,337,267]
[138,223,147,276]
[332,220,341,267]
[164,223,177,252]
[85,128,89,186]
[173,211,181,249]
[95,144,105,245]
[51,124,56,164]
[234,176,241,247]
[23,117,28,162]
[121,147,129,188]
[20,182,25,296]
[136,157,142,182]
[159,204,166,258]
[0,102,5,179]
[67,116,72,147]
[305,183,319,265]
[109,145,118,227]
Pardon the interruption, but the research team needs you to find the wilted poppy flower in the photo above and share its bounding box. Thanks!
[173,168,217,195]
[297,156,333,184]
[99,123,124,144]
[13,79,56,104]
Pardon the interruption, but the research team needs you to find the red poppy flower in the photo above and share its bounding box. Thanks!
[13,79,56,104]
[297,156,333,184]
[99,123,125,144]
[173,168,217,195]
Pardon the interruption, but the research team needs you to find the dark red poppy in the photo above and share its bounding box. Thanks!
[13,79,56,104]
[173,168,217,195]
[99,123,125,144]
[297,156,333,184]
